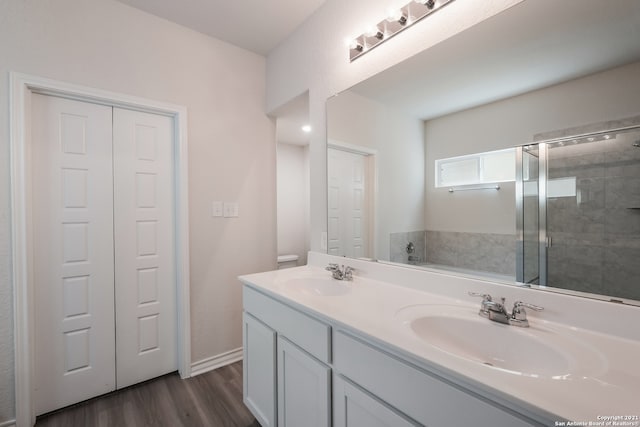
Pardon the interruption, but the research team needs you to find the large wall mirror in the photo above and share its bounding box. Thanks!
[326,0,640,304]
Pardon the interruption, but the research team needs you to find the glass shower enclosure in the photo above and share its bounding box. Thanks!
[517,125,640,302]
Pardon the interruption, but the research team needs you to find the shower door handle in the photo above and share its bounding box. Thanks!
[545,236,552,248]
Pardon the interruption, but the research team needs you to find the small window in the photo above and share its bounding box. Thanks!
[435,148,515,188]
[548,177,576,198]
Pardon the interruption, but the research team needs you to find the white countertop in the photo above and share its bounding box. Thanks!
[239,263,640,424]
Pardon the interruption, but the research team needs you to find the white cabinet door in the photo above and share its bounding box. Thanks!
[243,313,277,427]
[113,108,177,388]
[32,94,116,415]
[334,375,418,427]
[277,336,330,427]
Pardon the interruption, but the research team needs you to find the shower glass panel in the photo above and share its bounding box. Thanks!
[543,126,640,301]
[519,146,540,284]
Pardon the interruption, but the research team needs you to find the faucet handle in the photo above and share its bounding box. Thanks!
[326,263,339,271]
[468,292,492,303]
[510,301,543,327]
[468,292,493,317]
[344,266,355,280]
[512,301,543,312]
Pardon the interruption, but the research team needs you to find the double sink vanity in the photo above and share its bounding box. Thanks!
[239,253,640,427]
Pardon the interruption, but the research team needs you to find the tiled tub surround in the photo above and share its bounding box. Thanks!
[537,118,640,301]
[389,230,426,265]
[390,230,516,278]
[240,252,640,424]
[425,230,515,277]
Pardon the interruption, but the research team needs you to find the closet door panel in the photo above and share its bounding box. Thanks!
[113,108,177,388]
[32,94,116,415]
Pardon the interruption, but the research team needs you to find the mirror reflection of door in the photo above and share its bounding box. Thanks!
[327,147,373,258]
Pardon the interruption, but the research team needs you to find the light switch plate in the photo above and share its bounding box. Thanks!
[212,201,223,217]
[223,202,239,218]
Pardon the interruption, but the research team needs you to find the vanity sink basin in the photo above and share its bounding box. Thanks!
[281,277,351,296]
[397,305,606,378]
[410,315,568,377]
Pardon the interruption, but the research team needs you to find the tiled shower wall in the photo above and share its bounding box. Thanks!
[390,230,515,277]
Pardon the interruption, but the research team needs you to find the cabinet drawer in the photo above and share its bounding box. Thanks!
[243,285,331,363]
[334,331,537,427]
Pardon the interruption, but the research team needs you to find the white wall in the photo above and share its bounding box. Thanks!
[277,143,310,265]
[424,60,640,234]
[266,0,524,253]
[327,91,424,260]
[0,0,276,422]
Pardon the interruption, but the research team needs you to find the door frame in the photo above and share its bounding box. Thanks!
[9,72,192,426]
[327,139,377,259]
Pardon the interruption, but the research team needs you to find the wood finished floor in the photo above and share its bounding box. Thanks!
[36,361,260,427]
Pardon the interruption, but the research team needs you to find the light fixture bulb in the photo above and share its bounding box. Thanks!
[365,25,384,40]
[414,0,436,9]
[301,125,311,133]
[386,8,407,25]
[385,8,407,25]
[346,38,363,52]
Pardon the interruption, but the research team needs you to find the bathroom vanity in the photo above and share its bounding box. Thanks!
[239,253,640,427]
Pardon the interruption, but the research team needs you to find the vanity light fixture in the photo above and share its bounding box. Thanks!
[348,0,456,61]
[301,125,312,133]
[549,130,623,148]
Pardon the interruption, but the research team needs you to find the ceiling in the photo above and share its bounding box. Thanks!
[115,0,326,55]
[349,0,640,120]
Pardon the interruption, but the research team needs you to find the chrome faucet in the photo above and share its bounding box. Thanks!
[326,263,354,281]
[469,292,543,327]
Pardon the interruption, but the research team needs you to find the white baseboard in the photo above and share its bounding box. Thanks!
[0,419,16,427]
[190,347,243,377]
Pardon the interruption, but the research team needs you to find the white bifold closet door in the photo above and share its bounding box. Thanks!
[32,94,177,415]
[112,107,176,389]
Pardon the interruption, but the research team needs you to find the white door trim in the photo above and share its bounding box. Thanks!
[9,72,192,427]
[327,139,377,156]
